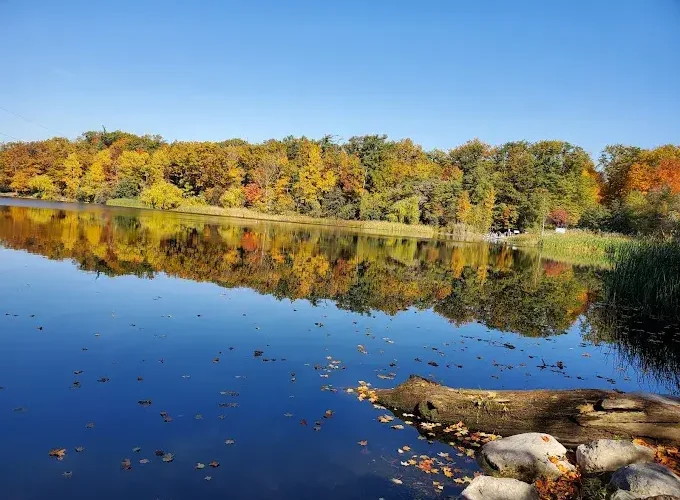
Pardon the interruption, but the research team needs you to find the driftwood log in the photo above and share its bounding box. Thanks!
[376,375,680,448]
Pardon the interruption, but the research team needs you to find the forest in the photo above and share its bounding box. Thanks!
[0,130,679,235]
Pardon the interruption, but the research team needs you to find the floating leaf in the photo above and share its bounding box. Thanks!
[138,400,152,407]
[97,377,109,383]
[49,448,66,460]
[62,471,72,479]
[75,447,85,453]
[85,422,95,429]
[284,413,293,418]
[121,458,132,470]
[300,419,307,426]
[391,478,403,485]
[209,461,220,468]
[391,424,404,430]
[139,458,150,464]
[154,450,165,457]
[204,476,212,481]
[132,447,141,453]
[195,462,205,469]
[225,439,235,445]
[162,453,174,463]
[323,410,334,419]
[358,440,368,446]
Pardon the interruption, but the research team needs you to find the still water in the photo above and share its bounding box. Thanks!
[0,198,676,499]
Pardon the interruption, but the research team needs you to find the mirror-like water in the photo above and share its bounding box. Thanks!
[0,198,677,499]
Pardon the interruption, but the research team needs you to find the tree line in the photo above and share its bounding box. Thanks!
[0,130,678,235]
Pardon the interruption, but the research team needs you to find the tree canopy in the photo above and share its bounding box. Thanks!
[1,130,677,235]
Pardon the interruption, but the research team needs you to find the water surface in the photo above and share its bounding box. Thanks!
[0,199,677,499]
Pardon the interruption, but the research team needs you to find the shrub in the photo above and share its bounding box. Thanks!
[139,181,184,209]
[27,174,58,199]
[219,186,246,208]
[388,196,421,224]
[111,177,140,199]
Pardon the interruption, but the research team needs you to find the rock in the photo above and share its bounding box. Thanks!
[577,440,655,473]
[608,463,680,499]
[478,433,575,483]
[459,476,538,500]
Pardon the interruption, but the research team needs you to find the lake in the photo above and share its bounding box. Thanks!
[0,198,678,499]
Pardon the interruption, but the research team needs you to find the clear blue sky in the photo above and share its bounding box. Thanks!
[0,0,678,156]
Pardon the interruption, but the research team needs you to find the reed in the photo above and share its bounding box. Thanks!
[604,240,680,319]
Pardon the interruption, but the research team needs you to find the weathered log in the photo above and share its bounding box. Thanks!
[375,375,680,448]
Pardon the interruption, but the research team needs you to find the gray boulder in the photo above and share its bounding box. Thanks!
[608,463,680,499]
[459,476,538,500]
[577,440,655,474]
[478,432,575,483]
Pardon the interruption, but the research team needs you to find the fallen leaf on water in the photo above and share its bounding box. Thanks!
[391,478,403,485]
[162,453,174,463]
[49,448,66,460]
[377,415,394,423]
[132,447,141,453]
[85,422,95,429]
[225,439,235,445]
[400,461,409,466]
[195,414,203,420]
[139,458,149,464]
[358,440,368,446]
[75,447,85,453]
[138,400,152,407]
[195,463,205,469]
[284,413,293,418]
[97,377,109,383]
[391,425,404,430]
[204,476,212,481]
[73,370,83,375]
[300,419,307,426]
[209,461,220,468]
[357,345,367,354]
[121,458,132,470]
[324,410,334,418]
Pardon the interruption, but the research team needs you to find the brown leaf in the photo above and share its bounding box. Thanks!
[49,448,66,460]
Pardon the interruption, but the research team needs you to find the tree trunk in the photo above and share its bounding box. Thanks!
[375,375,680,448]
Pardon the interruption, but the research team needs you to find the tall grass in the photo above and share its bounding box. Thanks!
[509,230,631,267]
[605,240,680,319]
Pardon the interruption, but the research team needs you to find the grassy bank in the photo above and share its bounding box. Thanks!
[508,230,632,267]
[106,198,487,240]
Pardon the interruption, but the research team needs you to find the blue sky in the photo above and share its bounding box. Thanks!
[0,0,678,156]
